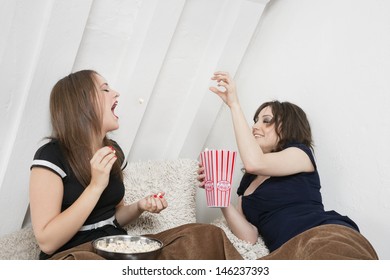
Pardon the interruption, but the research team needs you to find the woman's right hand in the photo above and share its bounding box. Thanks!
[89,146,117,192]
[209,71,239,108]
[197,162,206,188]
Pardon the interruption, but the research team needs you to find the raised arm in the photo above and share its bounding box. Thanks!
[209,72,313,176]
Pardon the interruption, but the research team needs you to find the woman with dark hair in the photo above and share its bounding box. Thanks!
[197,71,378,259]
[29,70,242,260]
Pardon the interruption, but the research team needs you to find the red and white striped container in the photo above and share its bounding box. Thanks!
[199,149,237,207]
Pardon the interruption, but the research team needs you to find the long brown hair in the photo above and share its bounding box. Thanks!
[254,100,314,152]
[49,70,123,186]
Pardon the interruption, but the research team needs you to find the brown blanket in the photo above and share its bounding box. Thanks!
[48,223,243,260]
[259,224,378,260]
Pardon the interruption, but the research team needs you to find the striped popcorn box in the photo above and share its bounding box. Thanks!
[199,149,237,207]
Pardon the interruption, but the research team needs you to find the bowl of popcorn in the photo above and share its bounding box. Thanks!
[92,235,163,260]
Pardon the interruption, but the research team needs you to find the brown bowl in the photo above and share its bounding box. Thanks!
[92,235,163,260]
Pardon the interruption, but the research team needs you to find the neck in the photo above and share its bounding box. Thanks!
[92,137,105,153]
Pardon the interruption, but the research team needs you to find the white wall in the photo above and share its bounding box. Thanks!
[202,0,390,259]
[1,0,388,260]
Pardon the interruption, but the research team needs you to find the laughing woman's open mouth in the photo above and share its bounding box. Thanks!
[111,101,118,119]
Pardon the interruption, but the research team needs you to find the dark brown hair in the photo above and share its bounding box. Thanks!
[254,100,314,152]
[49,70,123,186]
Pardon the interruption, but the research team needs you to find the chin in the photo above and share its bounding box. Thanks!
[104,124,119,134]
[111,124,119,131]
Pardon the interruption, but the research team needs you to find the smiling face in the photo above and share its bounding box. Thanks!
[252,106,280,153]
[94,74,120,137]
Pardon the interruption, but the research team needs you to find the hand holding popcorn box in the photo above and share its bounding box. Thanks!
[199,149,237,207]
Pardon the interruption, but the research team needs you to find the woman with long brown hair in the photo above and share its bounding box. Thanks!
[198,71,378,259]
[29,70,242,260]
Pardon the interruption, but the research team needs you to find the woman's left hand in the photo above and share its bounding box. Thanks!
[137,192,168,214]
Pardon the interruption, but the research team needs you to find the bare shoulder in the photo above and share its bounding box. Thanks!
[30,167,63,194]
[281,147,315,172]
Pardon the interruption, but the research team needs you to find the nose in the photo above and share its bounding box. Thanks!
[252,120,261,130]
[114,90,120,98]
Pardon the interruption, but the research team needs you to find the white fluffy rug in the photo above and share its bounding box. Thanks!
[212,217,269,260]
[123,159,198,235]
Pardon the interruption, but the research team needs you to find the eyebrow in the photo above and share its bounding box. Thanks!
[100,82,109,88]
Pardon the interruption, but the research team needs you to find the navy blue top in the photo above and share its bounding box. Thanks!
[237,143,359,252]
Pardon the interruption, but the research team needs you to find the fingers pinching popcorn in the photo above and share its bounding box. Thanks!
[138,191,168,214]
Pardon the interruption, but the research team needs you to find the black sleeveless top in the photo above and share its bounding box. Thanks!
[237,143,359,252]
[31,139,128,259]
